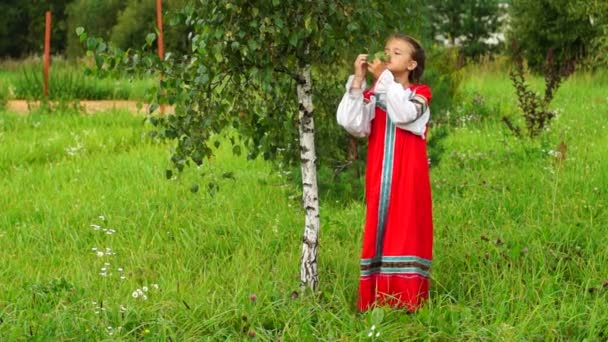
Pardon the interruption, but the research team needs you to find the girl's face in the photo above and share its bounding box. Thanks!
[384,38,417,76]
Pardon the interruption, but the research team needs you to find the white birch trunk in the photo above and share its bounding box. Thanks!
[296,64,320,291]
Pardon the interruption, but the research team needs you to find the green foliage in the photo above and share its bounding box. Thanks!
[428,0,504,59]
[66,0,127,59]
[78,0,430,191]
[0,0,72,58]
[110,0,191,54]
[509,0,607,73]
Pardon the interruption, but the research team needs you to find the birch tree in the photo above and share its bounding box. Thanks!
[79,0,423,291]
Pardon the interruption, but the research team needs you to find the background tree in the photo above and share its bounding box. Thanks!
[110,0,191,55]
[0,0,73,58]
[509,0,607,73]
[428,0,504,60]
[504,0,607,137]
[66,0,127,59]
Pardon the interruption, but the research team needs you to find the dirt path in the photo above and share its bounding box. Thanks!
[5,100,174,115]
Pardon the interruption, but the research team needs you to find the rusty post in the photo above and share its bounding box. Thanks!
[44,11,52,98]
[156,0,165,60]
[157,0,166,114]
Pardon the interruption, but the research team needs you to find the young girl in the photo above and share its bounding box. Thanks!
[336,34,433,312]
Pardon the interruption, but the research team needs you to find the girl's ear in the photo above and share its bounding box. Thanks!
[408,61,418,71]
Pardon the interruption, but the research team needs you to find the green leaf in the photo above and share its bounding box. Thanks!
[79,32,88,42]
[86,37,97,51]
[146,33,157,46]
[289,34,298,47]
[373,51,388,62]
[165,169,173,179]
[75,27,84,36]
[97,42,107,53]
[95,54,104,69]
[247,40,259,52]
[149,103,160,114]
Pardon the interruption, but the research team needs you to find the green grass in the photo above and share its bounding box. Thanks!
[0,69,607,340]
[0,57,153,101]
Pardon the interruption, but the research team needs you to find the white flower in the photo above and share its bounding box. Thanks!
[368,332,373,337]
[100,267,107,272]
[375,332,380,337]
[99,215,106,221]
[120,276,126,280]
[117,267,123,272]
[120,305,127,312]
[371,325,376,331]
[142,295,148,301]
[99,272,107,277]
[142,286,149,292]
[91,224,101,230]
[132,291,139,298]
[96,251,104,257]
[104,262,111,266]
[91,247,98,251]
[151,283,159,289]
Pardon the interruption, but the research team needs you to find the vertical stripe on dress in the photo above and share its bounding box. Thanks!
[375,97,395,258]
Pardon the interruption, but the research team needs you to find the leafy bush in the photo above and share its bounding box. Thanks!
[504,43,575,137]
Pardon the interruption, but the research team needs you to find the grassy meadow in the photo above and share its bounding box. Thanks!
[0,68,607,340]
[0,57,152,101]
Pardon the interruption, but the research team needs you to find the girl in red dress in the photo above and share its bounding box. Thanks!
[336,34,433,312]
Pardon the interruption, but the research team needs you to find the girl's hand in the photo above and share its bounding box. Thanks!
[367,57,386,80]
[352,54,368,88]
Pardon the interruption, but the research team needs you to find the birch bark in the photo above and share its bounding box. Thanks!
[296,64,320,291]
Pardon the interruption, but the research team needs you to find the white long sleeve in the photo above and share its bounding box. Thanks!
[373,70,430,138]
[336,75,375,138]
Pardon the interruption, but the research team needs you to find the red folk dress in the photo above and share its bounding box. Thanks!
[337,70,434,311]
[357,82,433,312]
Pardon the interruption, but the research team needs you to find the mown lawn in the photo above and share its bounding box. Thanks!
[0,70,607,340]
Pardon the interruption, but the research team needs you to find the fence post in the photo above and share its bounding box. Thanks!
[44,11,52,98]
[157,0,165,114]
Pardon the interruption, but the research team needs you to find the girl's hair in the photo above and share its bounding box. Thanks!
[389,34,425,83]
